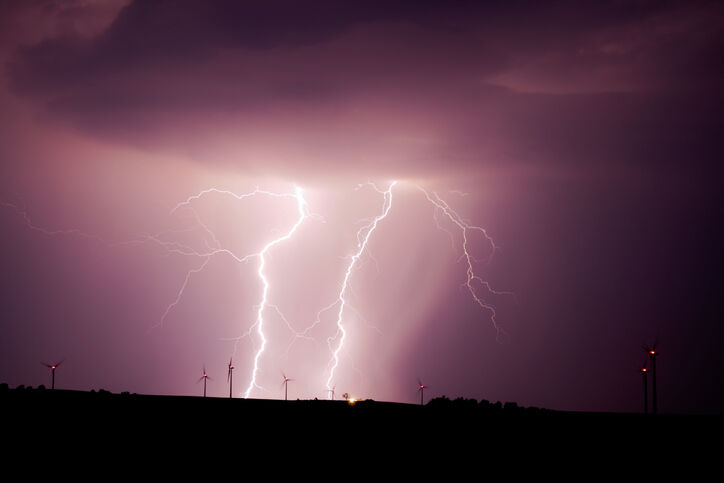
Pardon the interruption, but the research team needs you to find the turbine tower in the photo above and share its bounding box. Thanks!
[198,366,211,398]
[328,385,336,401]
[640,361,648,415]
[282,373,293,401]
[643,342,659,414]
[41,360,64,390]
[227,358,234,399]
[417,379,427,406]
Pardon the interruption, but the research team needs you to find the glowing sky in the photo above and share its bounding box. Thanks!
[1,0,722,413]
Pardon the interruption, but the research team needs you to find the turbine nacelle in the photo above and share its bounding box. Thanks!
[642,339,659,414]
[41,359,64,390]
[198,365,212,383]
[281,372,293,400]
[42,360,64,370]
[417,379,428,405]
[227,359,234,379]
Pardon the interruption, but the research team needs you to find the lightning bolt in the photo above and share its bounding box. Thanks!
[418,186,512,340]
[4,188,315,398]
[151,191,291,330]
[243,186,309,398]
[158,186,312,398]
[325,180,396,396]
[3,180,511,401]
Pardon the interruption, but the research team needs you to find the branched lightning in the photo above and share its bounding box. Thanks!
[155,257,212,329]
[3,188,315,397]
[1,200,110,243]
[156,186,313,398]
[281,300,336,356]
[3,180,512,400]
[325,181,396,396]
[243,187,309,398]
[149,204,260,330]
[171,187,302,214]
[418,186,513,340]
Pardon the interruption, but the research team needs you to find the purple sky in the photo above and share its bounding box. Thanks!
[1,0,722,413]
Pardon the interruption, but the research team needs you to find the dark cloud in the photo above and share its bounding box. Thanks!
[4,0,723,176]
[11,0,704,90]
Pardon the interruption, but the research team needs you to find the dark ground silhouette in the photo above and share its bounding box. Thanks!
[2,383,720,473]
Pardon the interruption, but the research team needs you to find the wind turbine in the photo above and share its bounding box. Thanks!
[227,358,234,398]
[198,366,212,398]
[328,384,336,400]
[41,360,64,390]
[417,379,428,406]
[642,341,659,414]
[281,373,293,401]
[640,359,648,415]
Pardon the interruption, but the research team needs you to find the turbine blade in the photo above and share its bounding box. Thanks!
[55,359,65,367]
